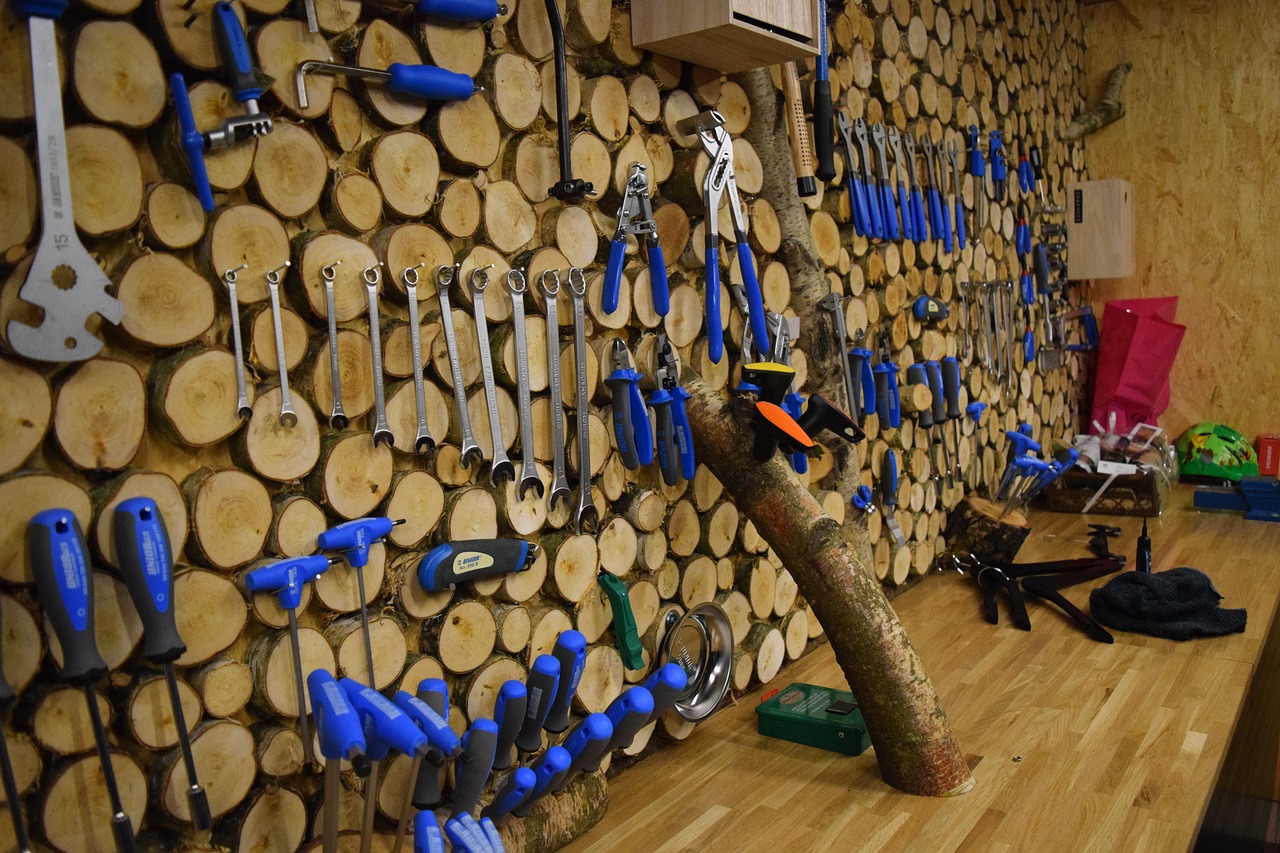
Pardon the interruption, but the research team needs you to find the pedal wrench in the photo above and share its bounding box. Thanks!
[541,270,572,510]
[402,263,433,453]
[265,262,297,427]
[363,264,393,447]
[7,15,123,362]
[223,264,253,419]
[568,269,597,534]
[471,265,514,486]
[508,269,542,500]
[437,264,482,468]
[322,261,348,429]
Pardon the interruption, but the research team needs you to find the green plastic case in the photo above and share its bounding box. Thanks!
[755,682,869,756]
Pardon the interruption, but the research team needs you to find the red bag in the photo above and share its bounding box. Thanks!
[1089,297,1186,435]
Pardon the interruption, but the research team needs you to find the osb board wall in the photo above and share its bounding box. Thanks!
[0,0,1086,849]
[1082,0,1280,442]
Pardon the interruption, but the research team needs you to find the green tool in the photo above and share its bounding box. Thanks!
[755,683,868,756]
[598,574,643,670]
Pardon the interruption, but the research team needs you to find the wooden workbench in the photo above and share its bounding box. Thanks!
[566,490,1280,852]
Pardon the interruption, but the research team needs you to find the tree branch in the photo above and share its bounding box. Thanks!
[1063,61,1132,141]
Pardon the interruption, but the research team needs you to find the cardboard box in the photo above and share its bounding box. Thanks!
[1066,179,1135,280]
[1257,435,1280,476]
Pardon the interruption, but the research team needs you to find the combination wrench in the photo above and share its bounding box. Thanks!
[402,263,433,454]
[265,262,297,427]
[222,264,253,420]
[567,268,598,534]
[321,261,348,429]
[363,264,393,447]
[437,264,482,468]
[470,265,514,486]
[540,270,572,511]
[7,0,123,362]
[957,279,971,362]
[508,269,542,500]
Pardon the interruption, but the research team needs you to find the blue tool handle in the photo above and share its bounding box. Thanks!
[480,817,505,853]
[444,815,492,853]
[852,484,873,511]
[649,390,678,487]
[543,630,586,733]
[244,555,330,610]
[881,450,899,508]
[646,239,669,316]
[865,179,884,239]
[412,678,451,807]
[940,357,961,420]
[849,347,874,416]
[1019,158,1034,193]
[1021,271,1034,305]
[213,2,261,103]
[896,182,912,241]
[627,377,653,466]
[606,371,641,469]
[515,655,559,753]
[1024,329,1035,363]
[912,188,928,242]
[1016,222,1030,257]
[317,516,394,568]
[414,0,501,21]
[1006,429,1041,458]
[451,718,499,819]
[511,745,571,817]
[29,510,106,685]
[966,401,987,423]
[308,670,369,768]
[880,183,899,240]
[784,393,807,474]
[414,811,446,853]
[845,176,865,237]
[925,361,946,422]
[736,241,769,357]
[113,498,184,664]
[388,63,474,101]
[873,362,899,428]
[394,691,460,756]
[812,80,835,182]
[559,713,613,784]
[954,196,966,246]
[417,539,530,591]
[482,766,536,823]
[10,0,69,18]
[968,126,985,177]
[641,662,687,721]
[670,387,695,481]
[927,188,943,238]
[940,195,953,253]
[599,686,653,758]
[490,680,526,772]
[170,74,214,212]
[704,245,722,363]
[339,680,423,761]
[602,238,625,314]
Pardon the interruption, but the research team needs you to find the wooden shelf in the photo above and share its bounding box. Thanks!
[632,0,819,73]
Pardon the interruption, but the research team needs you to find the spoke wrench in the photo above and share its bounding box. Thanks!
[437,264,482,468]
[540,270,572,511]
[567,268,598,534]
[508,269,542,500]
[7,0,124,362]
[471,265,514,485]
[363,264,393,447]
[321,261,348,429]
[222,263,253,419]
[265,261,297,427]
[402,263,434,454]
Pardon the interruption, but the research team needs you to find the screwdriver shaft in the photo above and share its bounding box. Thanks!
[354,566,376,687]
[392,752,424,853]
[323,759,340,853]
[0,728,31,853]
[360,761,381,853]
[85,685,136,853]
[287,610,315,768]
[164,663,211,829]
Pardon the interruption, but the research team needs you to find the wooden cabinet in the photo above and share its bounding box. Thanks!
[632,0,819,73]
[1067,178,1135,279]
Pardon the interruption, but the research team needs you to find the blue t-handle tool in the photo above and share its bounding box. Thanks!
[444,813,494,852]
[414,811,446,853]
[310,670,369,853]
[317,516,404,685]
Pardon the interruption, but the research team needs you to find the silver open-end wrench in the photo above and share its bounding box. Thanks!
[363,264,393,447]
[541,270,571,511]
[978,281,995,375]
[471,265,514,486]
[401,263,433,454]
[265,262,297,427]
[1004,279,1017,399]
[6,6,123,363]
[567,268,598,534]
[437,264,482,468]
[958,280,971,362]
[322,261,348,429]
[508,269,542,500]
[818,292,858,421]
[222,264,252,419]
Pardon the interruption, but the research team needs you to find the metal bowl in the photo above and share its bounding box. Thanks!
[659,601,733,722]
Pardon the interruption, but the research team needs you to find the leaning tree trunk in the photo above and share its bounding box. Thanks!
[706,68,973,798]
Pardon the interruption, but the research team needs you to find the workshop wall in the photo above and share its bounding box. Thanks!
[1082,0,1280,441]
[0,0,1086,849]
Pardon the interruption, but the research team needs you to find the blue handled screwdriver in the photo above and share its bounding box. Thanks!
[112,498,211,830]
[511,745,571,818]
[551,713,613,791]
[451,718,499,819]
[411,678,452,808]
[296,60,476,110]
[543,630,586,733]
[415,810,446,853]
[515,655,559,753]
[480,766,536,826]
[642,662,688,722]
[586,686,654,772]
[489,679,526,772]
[309,670,370,853]
[28,510,136,853]
[392,690,461,852]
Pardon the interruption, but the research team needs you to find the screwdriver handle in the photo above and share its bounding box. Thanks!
[450,718,498,819]
[940,357,961,420]
[557,713,613,787]
[413,0,502,21]
[10,0,68,18]
[414,810,446,853]
[812,79,836,183]
[213,2,261,103]
[511,746,570,818]
[411,678,450,807]
[543,630,586,733]
[113,499,185,664]
[481,766,536,825]
[925,361,946,423]
[1033,243,1050,291]
[641,662,687,722]
[595,686,653,764]
[489,679,526,772]
[387,63,475,101]
[29,510,106,685]
[1029,144,1044,181]
[515,655,559,753]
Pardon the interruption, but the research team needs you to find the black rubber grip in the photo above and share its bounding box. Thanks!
[451,723,498,819]
[114,507,185,664]
[29,515,107,686]
[941,358,961,419]
[812,81,836,182]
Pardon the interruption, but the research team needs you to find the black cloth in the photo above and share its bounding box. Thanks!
[1088,567,1247,641]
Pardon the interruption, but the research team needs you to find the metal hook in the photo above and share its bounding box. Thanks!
[506,268,527,294]
[363,262,383,286]
[469,263,494,291]
[402,261,425,288]
[321,259,342,282]
[539,269,560,295]
[266,260,290,285]
[223,262,249,285]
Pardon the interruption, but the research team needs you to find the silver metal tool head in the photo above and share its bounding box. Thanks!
[674,109,726,137]
[656,333,679,385]
[295,59,334,110]
[610,338,633,370]
[615,163,656,237]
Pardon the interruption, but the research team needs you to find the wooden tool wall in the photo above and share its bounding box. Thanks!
[0,0,1087,849]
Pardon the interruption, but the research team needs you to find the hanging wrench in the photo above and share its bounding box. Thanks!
[437,264,482,468]
[508,269,542,500]
[402,263,433,454]
[6,0,124,362]
[363,264,393,447]
[470,265,514,486]
[1004,279,1018,399]
[540,270,572,511]
[265,262,297,427]
[567,269,597,534]
[321,261,348,429]
[978,282,995,375]
[958,279,971,361]
[223,263,252,420]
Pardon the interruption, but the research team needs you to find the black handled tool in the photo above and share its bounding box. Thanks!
[906,363,940,488]
[450,718,498,819]
[417,539,538,592]
[543,630,586,733]
[880,452,905,546]
[490,679,526,772]
[940,357,963,484]
[812,0,835,182]
[113,498,211,831]
[29,510,136,853]
[411,678,450,808]
[515,654,559,753]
